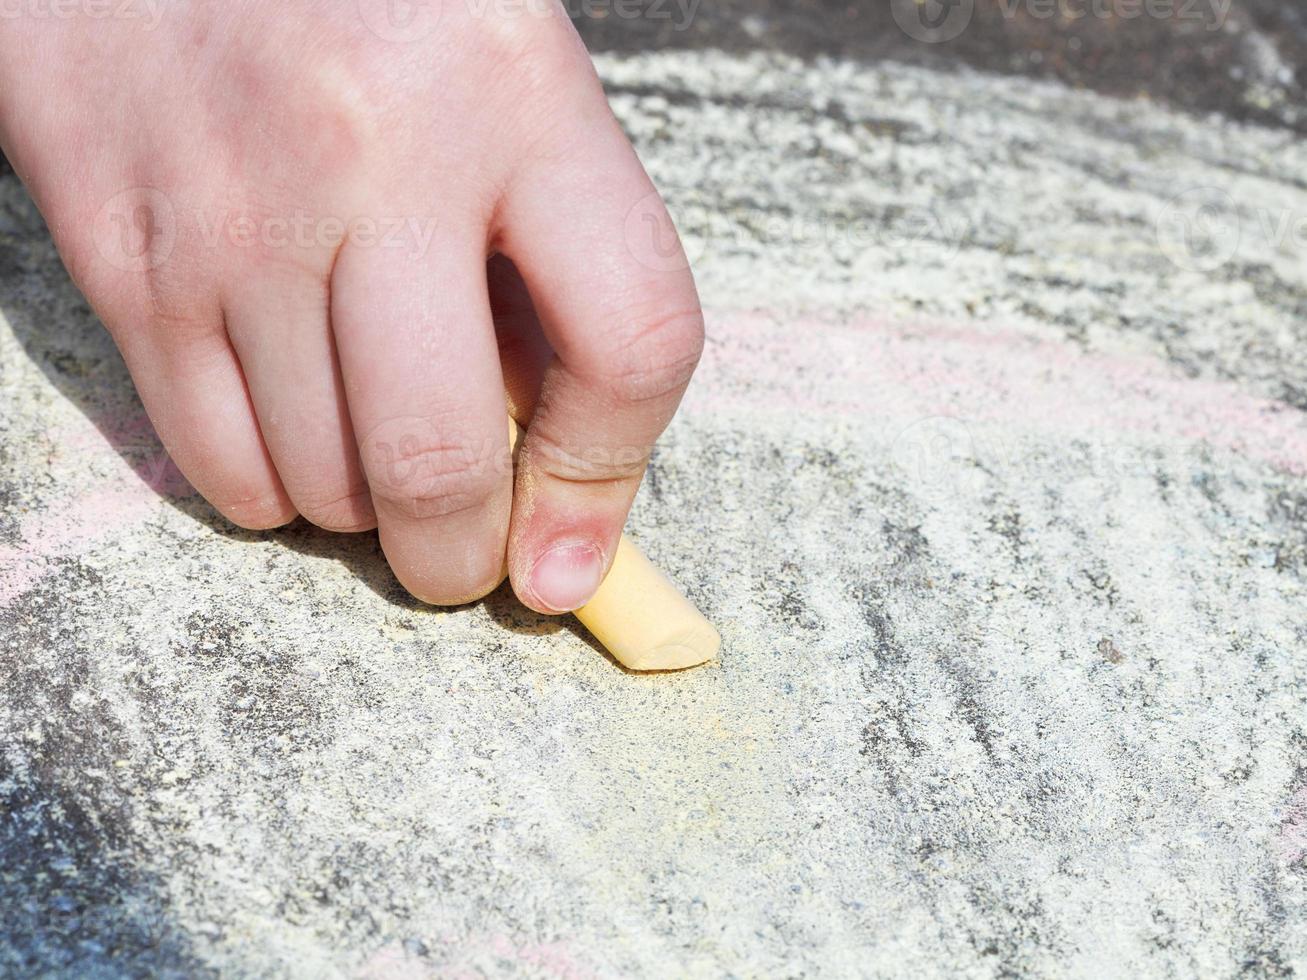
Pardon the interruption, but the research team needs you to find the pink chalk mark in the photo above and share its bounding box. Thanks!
[6,313,1306,608]
[0,409,191,606]
[688,312,1307,474]
[1275,786,1307,866]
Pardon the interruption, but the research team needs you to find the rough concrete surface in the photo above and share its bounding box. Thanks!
[3,21,1307,980]
[577,0,1307,132]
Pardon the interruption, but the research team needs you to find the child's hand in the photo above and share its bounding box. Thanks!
[0,2,704,612]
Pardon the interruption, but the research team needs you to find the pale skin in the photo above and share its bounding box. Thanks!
[0,1,704,614]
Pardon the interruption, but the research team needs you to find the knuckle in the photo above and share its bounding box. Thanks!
[464,11,591,153]
[363,435,502,520]
[475,4,581,78]
[525,421,648,485]
[590,307,706,405]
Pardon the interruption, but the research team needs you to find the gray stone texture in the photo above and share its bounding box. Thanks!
[3,9,1307,979]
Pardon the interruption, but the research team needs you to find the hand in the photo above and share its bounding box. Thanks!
[0,0,704,612]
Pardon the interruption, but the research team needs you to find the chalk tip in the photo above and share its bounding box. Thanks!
[625,626,721,673]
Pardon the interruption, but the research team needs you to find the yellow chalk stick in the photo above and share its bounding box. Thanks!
[575,534,721,671]
[509,419,719,671]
